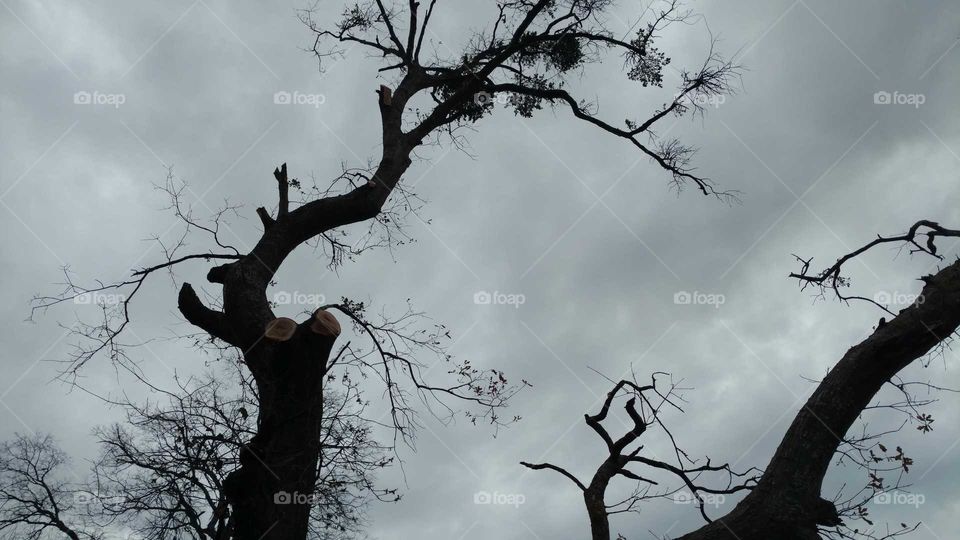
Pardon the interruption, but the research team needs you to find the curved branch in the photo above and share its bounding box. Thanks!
[178,283,237,346]
[520,461,586,491]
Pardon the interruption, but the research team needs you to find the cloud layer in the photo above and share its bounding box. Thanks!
[1,0,959,538]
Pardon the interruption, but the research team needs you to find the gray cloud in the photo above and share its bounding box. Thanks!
[2,0,959,538]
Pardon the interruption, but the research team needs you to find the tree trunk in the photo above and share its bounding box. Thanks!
[223,319,335,540]
[675,259,960,539]
[584,488,610,540]
[585,458,619,540]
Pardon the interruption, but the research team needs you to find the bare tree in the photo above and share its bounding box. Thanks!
[91,359,391,540]
[31,1,737,538]
[0,433,92,540]
[527,221,960,540]
[0,363,395,540]
[522,374,760,540]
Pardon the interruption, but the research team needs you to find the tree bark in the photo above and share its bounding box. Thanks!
[676,258,960,539]
[584,462,616,540]
[222,319,335,540]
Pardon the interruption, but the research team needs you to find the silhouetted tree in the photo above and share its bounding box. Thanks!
[0,433,92,540]
[0,364,399,540]
[524,374,924,540]
[32,1,737,538]
[90,360,392,539]
[526,221,960,540]
[522,374,760,539]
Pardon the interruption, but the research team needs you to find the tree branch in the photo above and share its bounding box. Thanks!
[274,162,289,218]
[178,283,237,346]
[520,461,586,491]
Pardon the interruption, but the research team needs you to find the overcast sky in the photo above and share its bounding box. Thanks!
[2,0,960,538]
